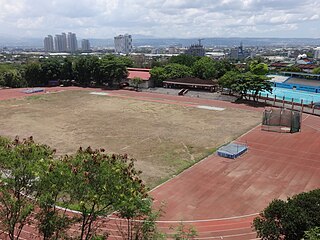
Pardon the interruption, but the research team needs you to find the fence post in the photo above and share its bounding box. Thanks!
[282,96,285,108]
[312,102,315,114]
[301,99,304,113]
[273,95,276,106]
[291,98,294,110]
[265,94,268,104]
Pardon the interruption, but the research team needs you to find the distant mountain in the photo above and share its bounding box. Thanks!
[0,37,319,49]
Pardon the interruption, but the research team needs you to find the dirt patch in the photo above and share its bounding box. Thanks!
[0,91,261,187]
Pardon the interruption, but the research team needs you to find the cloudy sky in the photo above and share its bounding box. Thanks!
[0,0,319,39]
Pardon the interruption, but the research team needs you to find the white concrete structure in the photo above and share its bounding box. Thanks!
[315,47,320,59]
[114,34,132,54]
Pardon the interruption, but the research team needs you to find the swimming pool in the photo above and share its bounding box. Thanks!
[259,87,320,104]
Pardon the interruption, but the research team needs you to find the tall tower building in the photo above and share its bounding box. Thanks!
[44,35,54,52]
[81,39,90,52]
[54,34,63,52]
[114,34,132,54]
[67,32,78,53]
[61,32,67,52]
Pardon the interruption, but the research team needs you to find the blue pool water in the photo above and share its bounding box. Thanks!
[259,87,320,104]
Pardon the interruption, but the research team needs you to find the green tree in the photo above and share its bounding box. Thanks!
[312,67,320,74]
[0,70,26,88]
[60,58,74,80]
[253,189,320,240]
[169,54,199,67]
[192,57,217,80]
[24,62,42,86]
[100,56,128,87]
[131,77,143,90]
[40,58,62,85]
[65,147,151,240]
[0,136,54,240]
[249,61,268,75]
[219,71,271,100]
[218,71,240,94]
[35,158,74,240]
[305,227,320,240]
[74,56,101,86]
[150,67,167,87]
[171,223,198,240]
[283,66,301,72]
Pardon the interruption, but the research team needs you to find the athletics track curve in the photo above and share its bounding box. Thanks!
[1,87,320,239]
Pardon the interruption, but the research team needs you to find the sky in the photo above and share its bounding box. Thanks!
[0,0,319,39]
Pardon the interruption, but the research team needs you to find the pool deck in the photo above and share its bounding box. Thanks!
[285,77,320,87]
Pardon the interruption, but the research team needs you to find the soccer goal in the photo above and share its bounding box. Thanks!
[261,108,301,133]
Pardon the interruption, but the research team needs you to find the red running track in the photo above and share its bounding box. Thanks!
[1,87,320,239]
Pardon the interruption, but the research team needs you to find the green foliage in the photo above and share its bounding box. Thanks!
[0,136,54,240]
[253,189,320,240]
[219,71,272,100]
[0,67,26,88]
[305,227,320,240]
[150,67,167,86]
[163,63,192,79]
[171,222,198,240]
[283,66,301,72]
[249,61,268,75]
[74,56,101,86]
[131,77,143,89]
[99,55,128,87]
[169,54,199,67]
[0,135,161,239]
[150,63,192,87]
[40,58,63,84]
[312,67,320,74]
[35,157,74,240]
[24,62,42,86]
[192,57,217,80]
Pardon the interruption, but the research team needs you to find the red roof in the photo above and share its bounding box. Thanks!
[127,67,151,72]
[127,70,151,81]
[296,64,318,69]
[270,62,289,67]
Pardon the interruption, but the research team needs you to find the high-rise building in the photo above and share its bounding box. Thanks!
[67,32,78,53]
[54,34,64,52]
[229,42,251,60]
[114,34,132,54]
[44,35,54,52]
[61,32,67,52]
[81,39,90,52]
[315,47,320,59]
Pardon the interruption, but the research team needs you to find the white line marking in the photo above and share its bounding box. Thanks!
[90,91,109,96]
[197,105,225,111]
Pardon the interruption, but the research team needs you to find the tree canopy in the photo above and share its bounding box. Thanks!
[219,71,272,100]
[253,189,320,240]
[0,136,156,240]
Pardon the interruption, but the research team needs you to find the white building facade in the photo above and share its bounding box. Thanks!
[81,39,90,52]
[114,34,132,54]
[315,47,320,59]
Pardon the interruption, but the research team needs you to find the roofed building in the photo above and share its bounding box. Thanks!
[163,77,218,92]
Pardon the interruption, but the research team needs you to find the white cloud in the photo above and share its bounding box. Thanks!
[0,0,319,38]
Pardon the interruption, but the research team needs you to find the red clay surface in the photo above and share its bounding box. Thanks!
[1,87,320,240]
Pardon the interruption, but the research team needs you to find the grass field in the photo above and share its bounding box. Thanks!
[0,90,261,187]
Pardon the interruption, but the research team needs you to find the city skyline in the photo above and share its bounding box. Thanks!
[0,0,319,39]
